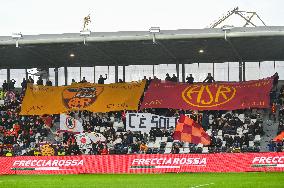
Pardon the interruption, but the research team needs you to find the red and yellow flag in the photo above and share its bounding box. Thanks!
[273,131,284,142]
[173,115,211,145]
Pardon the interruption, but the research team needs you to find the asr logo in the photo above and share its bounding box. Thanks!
[62,87,104,109]
[182,85,236,107]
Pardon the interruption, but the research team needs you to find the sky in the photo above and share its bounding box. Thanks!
[0,0,283,36]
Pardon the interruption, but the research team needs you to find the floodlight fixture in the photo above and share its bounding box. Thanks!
[80,30,91,45]
[12,33,23,48]
[149,27,160,33]
[221,25,234,41]
[12,33,23,39]
[70,53,75,57]
[149,27,160,44]
[80,30,91,36]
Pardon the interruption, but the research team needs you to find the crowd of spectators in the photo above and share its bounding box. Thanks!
[0,72,283,156]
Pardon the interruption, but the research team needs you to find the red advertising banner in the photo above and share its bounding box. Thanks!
[0,152,283,175]
[141,77,273,110]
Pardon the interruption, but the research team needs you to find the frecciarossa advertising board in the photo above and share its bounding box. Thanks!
[0,152,283,175]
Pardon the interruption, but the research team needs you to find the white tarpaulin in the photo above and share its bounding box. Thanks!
[60,114,84,133]
[75,132,106,151]
[126,113,178,133]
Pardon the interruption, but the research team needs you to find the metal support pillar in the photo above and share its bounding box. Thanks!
[239,61,242,82]
[181,64,185,82]
[242,62,246,81]
[55,68,59,86]
[79,67,82,81]
[228,62,230,81]
[123,66,126,82]
[152,65,155,78]
[64,67,68,86]
[115,65,118,83]
[7,69,10,82]
[213,63,215,78]
[176,63,180,82]
[25,69,28,80]
[93,66,96,83]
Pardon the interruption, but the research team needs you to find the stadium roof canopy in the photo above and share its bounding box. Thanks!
[1,26,284,69]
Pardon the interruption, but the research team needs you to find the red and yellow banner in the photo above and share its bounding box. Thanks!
[141,77,273,110]
[20,81,146,115]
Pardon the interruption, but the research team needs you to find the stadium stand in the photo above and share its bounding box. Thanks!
[0,74,283,157]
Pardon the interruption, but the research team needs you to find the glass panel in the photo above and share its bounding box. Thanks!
[214,62,228,81]
[10,69,25,88]
[67,67,80,84]
[81,67,94,83]
[58,67,65,86]
[275,61,284,80]
[245,62,260,80]
[0,69,7,88]
[260,61,275,78]
[229,62,239,81]
[118,66,124,82]
[48,68,55,86]
[198,63,213,82]
[185,63,199,82]
[154,64,176,80]
[125,65,153,82]
[95,66,115,84]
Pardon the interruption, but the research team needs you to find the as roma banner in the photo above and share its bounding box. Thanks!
[20,81,146,115]
[141,77,273,110]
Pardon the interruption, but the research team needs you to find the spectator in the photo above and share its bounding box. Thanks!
[118,79,124,83]
[165,73,171,81]
[171,74,178,82]
[139,142,148,154]
[71,79,76,85]
[203,73,215,83]
[46,79,52,86]
[37,77,44,85]
[171,144,180,154]
[98,74,107,84]
[28,76,34,84]
[80,77,87,83]
[273,72,279,91]
[21,78,27,90]
[8,79,16,90]
[2,80,8,91]
[100,145,108,155]
[186,74,194,84]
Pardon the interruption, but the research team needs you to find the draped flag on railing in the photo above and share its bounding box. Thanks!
[173,115,211,145]
[141,77,273,110]
[60,114,84,134]
[20,81,146,115]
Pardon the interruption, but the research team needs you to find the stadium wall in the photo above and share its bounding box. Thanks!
[0,152,283,175]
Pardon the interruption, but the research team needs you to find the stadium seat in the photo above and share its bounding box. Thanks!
[202,147,209,153]
[161,137,168,142]
[148,142,154,148]
[155,137,162,142]
[153,142,160,148]
[254,135,261,142]
[164,147,171,154]
[146,148,152,154]
[166,142,173,148]
[152,148,159,154]
[183,147,190,154]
